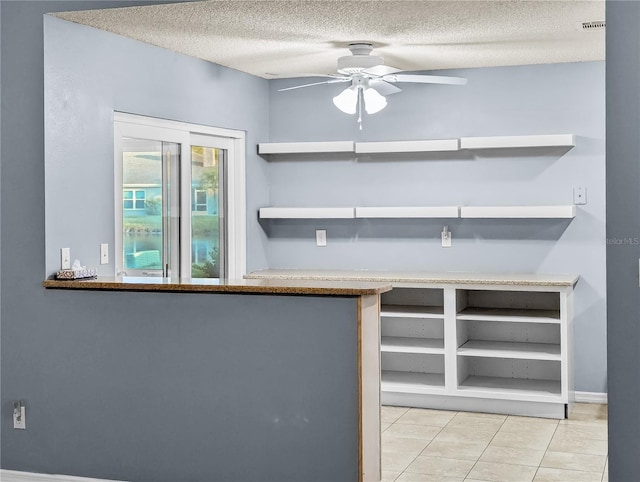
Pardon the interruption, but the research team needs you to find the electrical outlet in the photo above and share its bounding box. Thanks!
[61,248,71,269]
[13,402,25,430]
[441,226,452,248]
[100,243,109,265]
[316,229,327,247]
[574,186,587,205]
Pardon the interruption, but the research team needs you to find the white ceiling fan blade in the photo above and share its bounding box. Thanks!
[278,78,350,92]
[362,65,402,76]
[369,79,402,96]
[383,74,467,85]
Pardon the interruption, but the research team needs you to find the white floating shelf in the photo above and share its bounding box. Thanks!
[355,139,460,154]
[457,307,560,324]
[258,141,355,155]
[381,336,444,354]
[460,134,575,150]
[381,305,445,319]
[457,340,561,361]
[460,205,576,219]
[259,207,355,219]
[355,206,459,219]
[381,370,445,394]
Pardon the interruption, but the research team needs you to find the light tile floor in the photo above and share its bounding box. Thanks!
[381,403,608,482]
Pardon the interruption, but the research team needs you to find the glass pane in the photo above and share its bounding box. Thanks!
[191,145,223,278]
[122,138,163,272]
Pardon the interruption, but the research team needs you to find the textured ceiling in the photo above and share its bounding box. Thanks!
[54,0,605,79]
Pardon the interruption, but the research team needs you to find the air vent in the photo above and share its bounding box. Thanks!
[579,21,606,31]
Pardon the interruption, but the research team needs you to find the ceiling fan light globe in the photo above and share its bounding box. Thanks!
[332,87,358,114]
[363,87,387,114]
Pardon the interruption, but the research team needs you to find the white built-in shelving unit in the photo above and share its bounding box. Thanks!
[247,269,577,419]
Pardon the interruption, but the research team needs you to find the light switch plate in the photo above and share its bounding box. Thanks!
[61,248,71,269]
[316,229,327,247]
[100,243,109,265]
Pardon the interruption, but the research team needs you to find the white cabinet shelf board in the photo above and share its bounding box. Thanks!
[460,134,575,150]
[258,141,355,154]
[457,340,561,361]
[457,307,560,324]
[458,376,562,399]
[381,371,445,393]
[355,206,459,219]
[355,139,459,154]
[381,305,444,319]
[259,207,355,219]
[460,205,576,219]
[382,336,444,354]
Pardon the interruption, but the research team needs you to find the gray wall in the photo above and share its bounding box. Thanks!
[43,14,270,276]
[267,61,606,394]
[606,2,640,481]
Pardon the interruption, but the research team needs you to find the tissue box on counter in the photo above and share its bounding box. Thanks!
[56,267,97,280]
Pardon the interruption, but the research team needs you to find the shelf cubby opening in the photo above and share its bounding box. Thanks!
[381,287,444,317]
[456,319,561,361]
[457,356,561,398]
[381,313,444,355]
[382,352,445,393]
[456,289,560,322]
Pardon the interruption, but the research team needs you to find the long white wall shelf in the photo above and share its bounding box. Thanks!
[460,205,576,219]
[355,206,459,219]
[258,134,575,157]
[259,207,355,219]
[460,134,575,150]
[355,139,459,154]
[258,141,355,155]
[261,205,576,220]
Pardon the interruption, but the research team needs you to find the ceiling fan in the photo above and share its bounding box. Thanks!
[278,43,467,127]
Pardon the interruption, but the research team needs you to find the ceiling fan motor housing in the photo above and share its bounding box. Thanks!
[337,42,383,74]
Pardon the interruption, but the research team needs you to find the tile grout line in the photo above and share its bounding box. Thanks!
[460,413,509,481]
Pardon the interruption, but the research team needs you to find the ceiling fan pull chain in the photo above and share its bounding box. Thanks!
[358,88,363,130]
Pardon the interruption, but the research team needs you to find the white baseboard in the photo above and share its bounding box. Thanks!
[0,470,125,482]
[575,391,608,403]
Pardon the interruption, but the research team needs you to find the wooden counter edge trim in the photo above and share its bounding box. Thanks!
[42,279,392,297]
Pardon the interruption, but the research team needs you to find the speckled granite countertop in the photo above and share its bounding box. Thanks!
[43,276,392,296]
[246,269,579,287]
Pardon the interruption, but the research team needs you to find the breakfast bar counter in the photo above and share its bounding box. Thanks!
[44,277,391,482]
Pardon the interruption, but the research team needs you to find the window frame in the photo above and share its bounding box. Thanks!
[113,112,246,279]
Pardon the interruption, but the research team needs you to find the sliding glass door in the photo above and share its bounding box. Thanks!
[115,117,238,279]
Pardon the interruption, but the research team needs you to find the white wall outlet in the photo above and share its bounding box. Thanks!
[574,186,587,205]
[13,402,25,430]
[100,243,109,265]
[441,226,452,248]
[61,248,71,269]
[316,229,327,247]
